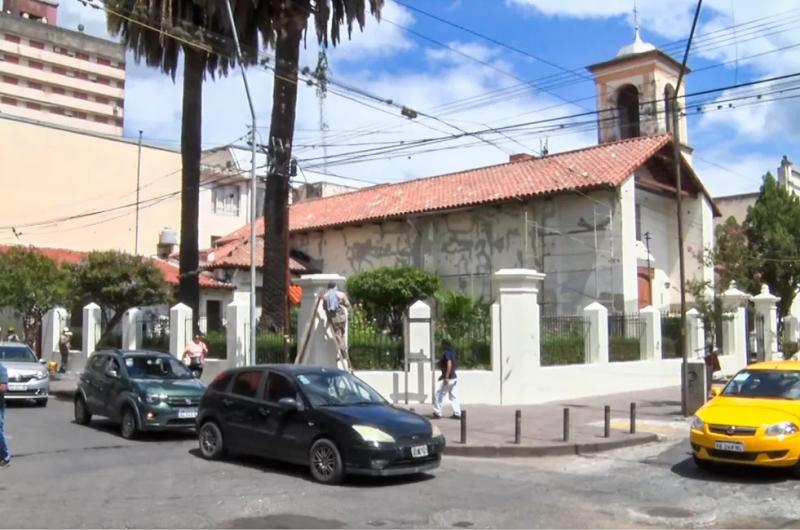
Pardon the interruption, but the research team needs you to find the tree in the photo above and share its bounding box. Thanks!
[106,1,241,328]
[347,267,440,334]
[0,248,70,351]
[254,0,384,333]
[70,251,172,341]
[711,216,759,294]
[745,172,800,318]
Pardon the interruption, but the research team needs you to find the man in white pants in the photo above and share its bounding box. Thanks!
[433,340,461,419]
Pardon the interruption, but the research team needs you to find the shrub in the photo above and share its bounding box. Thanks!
[609,337,641,362]
[541,335,585,366]
[205,330,226,359]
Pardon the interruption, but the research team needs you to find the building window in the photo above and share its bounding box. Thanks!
[51,107,64,115]
[0,96,16,105]
[74,111,87,119]
[1,75,17,85]
[213,185,241,216]
[76,52,89,61]
[664,84,676,134]
[93,115,107,124]
[29,60,43,70]
[26,102,41,110]
[97,57,111,66]
[51,86,65,95]
[95,96,109,105]
[97,77,110,86]
[4,34,20,44]
[3,55,19,64]
[52,66,66,75]
[74,91,88,100]
[617,84,640,139]
[29,40,44,49]
[28,81,42,90]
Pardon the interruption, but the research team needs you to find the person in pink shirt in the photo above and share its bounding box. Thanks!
[182,333,208,378]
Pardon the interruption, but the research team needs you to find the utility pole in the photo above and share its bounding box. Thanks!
[224,0,258,366]
[675,0,703,416]
[134,130,142,255]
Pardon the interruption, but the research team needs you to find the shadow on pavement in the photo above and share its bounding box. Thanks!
[671,456,792,484]
[187,447,436,488]
[77,419,196,443]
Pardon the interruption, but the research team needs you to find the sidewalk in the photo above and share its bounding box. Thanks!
[49,374,683,458]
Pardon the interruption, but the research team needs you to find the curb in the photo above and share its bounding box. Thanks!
[443,433,660,458]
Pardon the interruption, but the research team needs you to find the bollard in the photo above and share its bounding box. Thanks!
[563,408,570,442]
[514,410,521,445]
[604,405,611,438]
[460,410,467,445]
[629,402,636,434]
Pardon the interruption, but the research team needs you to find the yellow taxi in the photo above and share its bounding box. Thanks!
[690,361,800,474]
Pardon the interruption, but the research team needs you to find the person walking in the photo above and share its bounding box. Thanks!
[58,330,72,374]
[0,359,10,468]
[182,332,208,378]
[322,282,351,360]
[6,327,19,342]
[433,340,461,419]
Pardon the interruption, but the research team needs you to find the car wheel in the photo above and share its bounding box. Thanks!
[120,407,139,440]
[693,455,714,471]
[309,438,344,485]
[198,421,226,460]
[74,396,91,425]
[36,398,48,407]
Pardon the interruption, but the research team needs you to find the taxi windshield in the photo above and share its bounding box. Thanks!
[722,370,800,400]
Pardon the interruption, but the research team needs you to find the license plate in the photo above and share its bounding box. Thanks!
[7,383,26,392]
[715,441,744,452]
[410,445,429,458]
[178,408,198,419]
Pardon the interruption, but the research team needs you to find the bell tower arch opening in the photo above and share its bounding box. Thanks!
[617,84,641,139]
[664,83,676,134]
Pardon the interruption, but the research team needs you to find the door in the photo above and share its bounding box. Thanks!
[82,354,107,414]
[637,268,652,309]
[100,356,125,418]
[223,370,266,454]
[206,300,221,332]
[255,371,306,463]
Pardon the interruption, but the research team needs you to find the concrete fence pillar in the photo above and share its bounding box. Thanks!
[753,284,780,361]
[401,300,433,404]
[783,316,799,344]
[295,274,346,368]
[169,303,192,358]
[82,302,101,358]
[226,301,248,368]
[686,308,705,359]
[584,302,609,364]
[721,281,750,372]
[121,308,141,351]
[639,306,661,361]
[494,269,545,405]
[42,307,68,363]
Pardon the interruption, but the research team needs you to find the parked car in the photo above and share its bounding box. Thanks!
[0,342,49,406]
[74,349,206,439]
[196,365,445,484]
[691,361,800,474]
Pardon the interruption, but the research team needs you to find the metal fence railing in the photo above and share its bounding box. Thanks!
[540,314,586,366]
[348,324,404,371]
[446,318,492,370]
[608,313,642,362]
[243,323,295,364]
[139,315,170,353]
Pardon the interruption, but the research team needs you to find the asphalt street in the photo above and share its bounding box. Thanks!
[2,396,800,528]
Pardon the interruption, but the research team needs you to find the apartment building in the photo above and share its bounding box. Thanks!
[0,0,125,135]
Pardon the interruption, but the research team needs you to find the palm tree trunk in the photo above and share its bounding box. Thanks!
[179,47,204,331]
[261,13,303,333]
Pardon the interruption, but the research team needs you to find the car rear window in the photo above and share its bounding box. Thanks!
[231,371,262,399]
[209,371,234,392]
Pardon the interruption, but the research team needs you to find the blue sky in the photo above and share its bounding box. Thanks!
[60,0,800,197]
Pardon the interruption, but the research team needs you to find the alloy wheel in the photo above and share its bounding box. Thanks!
[312,445,336,478]
[200,425,218,456]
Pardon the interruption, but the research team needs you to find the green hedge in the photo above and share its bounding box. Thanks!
[541,335,585,366]
[205,331,226,359]
[255,334,295,364]
[609,337,641,362]
[661,316,682,359]
[96,332,121,350]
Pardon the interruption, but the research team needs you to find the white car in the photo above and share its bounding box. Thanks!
[1,341,50,406]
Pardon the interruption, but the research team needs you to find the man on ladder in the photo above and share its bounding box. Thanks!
[323,282,351,365]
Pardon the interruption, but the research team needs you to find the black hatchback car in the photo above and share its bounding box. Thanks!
[196,365,445,484]
[74,350,206,439]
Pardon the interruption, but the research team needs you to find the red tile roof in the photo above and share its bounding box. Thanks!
[205,237,308,273]
[0,245,232,290]
[218,134,688,244]
[0,244,86,266]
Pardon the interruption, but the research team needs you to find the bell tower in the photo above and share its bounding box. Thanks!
[587,16,690,149]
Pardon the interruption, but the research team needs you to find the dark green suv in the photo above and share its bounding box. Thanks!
[74,350,206,439]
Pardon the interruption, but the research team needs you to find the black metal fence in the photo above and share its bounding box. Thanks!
[138,316,170,353]
[608,313,641,362]
[448,318,492,370]
[540,314,586,366]
[348,325,403,371]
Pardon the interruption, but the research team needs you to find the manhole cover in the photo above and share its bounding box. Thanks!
[643,507,697,519]
[224,514,345,529]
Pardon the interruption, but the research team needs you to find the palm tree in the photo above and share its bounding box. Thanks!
[255,0,384,333]
[106,1,239,328]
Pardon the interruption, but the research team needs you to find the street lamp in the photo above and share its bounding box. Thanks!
[224,0,258,365]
